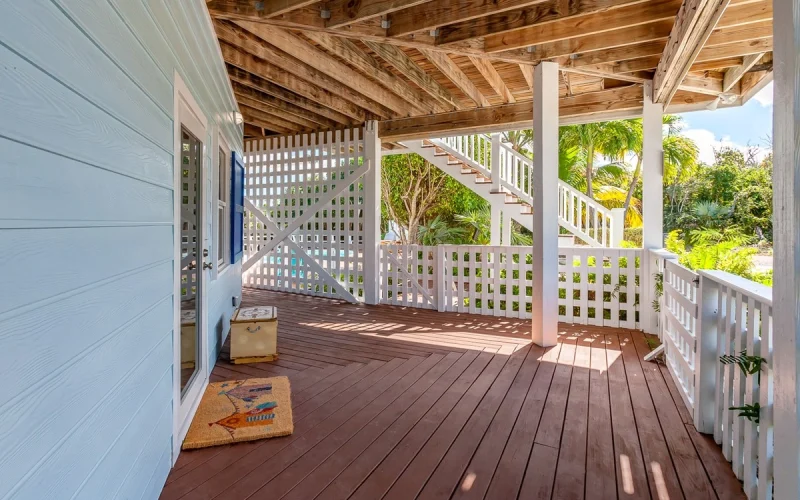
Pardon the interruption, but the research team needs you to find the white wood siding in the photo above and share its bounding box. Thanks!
[0,1,242,498]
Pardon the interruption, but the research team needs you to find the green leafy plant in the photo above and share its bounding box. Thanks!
[729,403,760,424]
[720,350,766,382]
[652,271,663,313]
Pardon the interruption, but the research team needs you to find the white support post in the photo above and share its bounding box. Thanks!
[694,274,720,434]
[490,203,501,245]
[611,207,625,247]
[363,121,381,305]
[641,81,664,334]
[772,1,800,497]
[531,61,559,347]
[502,211,512,245]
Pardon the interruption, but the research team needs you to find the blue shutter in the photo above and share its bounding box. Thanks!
[230,151,244,264]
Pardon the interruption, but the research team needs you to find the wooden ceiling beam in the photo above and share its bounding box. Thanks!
[653,0,731,104]
[220,43,369,121]
[226,65,353,125]
[379,85,646,140]
[233,22,421,116]
[387,0,548,37]
[240,108,302,134]
[215,20,394,118]
[236,94,324,129]
[722,52,764,91]
[695,36,772,62]
[437,0,647,46]
[690,56,744,71]
[231,81,341,129]
[469,56,516,103]
[418,49,491,107]
[325,0,431,28]
[207,0,321,19]
[483,0,681,52]
[362,41,462,110]
[243,123,268,137]
[519,63,534,88]
[302,31,445,113]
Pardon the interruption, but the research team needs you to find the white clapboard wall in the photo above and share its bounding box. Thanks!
[242,129,367,302]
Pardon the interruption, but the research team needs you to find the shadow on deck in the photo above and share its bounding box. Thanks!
[161,288,744,500]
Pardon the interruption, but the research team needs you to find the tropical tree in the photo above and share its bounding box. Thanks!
[502,130,533,153]
[559,121,638,199]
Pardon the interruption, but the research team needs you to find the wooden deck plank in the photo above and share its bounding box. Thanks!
[347,352,495,500]
[312,350,483,500]
[484,342,562,499]
[380,353,513,500]
[160,290,745,500]
[260,352,463,498]
[584,333,617,500]
[618,332,684,499]
[534,333,577,448]
[416,346,532,498]
[451,344,545,500]
[552,334,591,499]
[605,333,651,500]
[630,332,717,499]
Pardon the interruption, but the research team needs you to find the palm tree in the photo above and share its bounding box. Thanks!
[502,130,533,153]
[559,121,637,200]
[621,115,698,222]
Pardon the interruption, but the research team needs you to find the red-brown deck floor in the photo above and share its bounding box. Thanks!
[161,288,744,500]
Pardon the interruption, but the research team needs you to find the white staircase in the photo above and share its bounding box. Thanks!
[404,134,624,247]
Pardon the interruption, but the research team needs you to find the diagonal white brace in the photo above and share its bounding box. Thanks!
[244,198,358,303]
[384,250,436,308]
[241,160,371,273]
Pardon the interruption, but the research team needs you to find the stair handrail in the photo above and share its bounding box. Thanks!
[431,135,493,179]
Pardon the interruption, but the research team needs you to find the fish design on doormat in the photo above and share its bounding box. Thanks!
[211,381,278,434]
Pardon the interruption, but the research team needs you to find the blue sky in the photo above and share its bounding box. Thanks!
[677,82,773,164]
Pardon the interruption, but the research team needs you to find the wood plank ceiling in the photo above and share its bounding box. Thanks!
[205,0,773,141]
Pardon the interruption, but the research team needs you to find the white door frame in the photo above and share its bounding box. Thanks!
[172,72,210,464]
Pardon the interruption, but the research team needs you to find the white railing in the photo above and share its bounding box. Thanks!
[378,244,641,328]
[379,245,437,309]
[652,250,774,500]
[431,134,623,247]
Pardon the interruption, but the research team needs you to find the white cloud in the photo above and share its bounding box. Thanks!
[682,128,768,165]
[753,81,773,107]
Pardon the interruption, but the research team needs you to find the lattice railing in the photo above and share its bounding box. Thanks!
[651,248,774,500]
[376,244,640,327]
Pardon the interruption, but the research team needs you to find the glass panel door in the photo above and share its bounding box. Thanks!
[180,126,203,397]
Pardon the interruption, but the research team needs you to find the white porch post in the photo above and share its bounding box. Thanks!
[641,81,664,334]
[490,204,501,245]
[772,1,800,496]
[502,212,512,245]
[363,121,382,305]
[490,133,502,246]
[531,61,559,347]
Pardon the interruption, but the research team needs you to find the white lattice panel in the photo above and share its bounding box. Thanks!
[379,245,437,309]
[242,129,367,301]
[180,131,200,301]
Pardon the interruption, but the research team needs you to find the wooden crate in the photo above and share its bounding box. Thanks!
[230,306,278,364]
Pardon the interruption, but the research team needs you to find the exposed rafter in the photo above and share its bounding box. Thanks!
[363,41,463,110]
[437,0,647,45]
[653,0,732,103]
[469,56,516,103]
[226,65,353,125]
[302,31,445,113]
[419,49,491,107]
[220,43,369,121]
[233,22,420,116]
[231,81,341,129]
[215,20,394,117]
[722,52,765,91]
[325,0,431,28]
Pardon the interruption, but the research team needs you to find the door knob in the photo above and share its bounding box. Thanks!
[203,262,213,270]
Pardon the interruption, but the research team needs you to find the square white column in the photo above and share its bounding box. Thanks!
[531,61,559,347]
[363,121,381,305]
[641,81,664,334]
[772,1,800,496]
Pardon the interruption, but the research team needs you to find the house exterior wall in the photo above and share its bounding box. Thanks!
[0,1,242,498]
